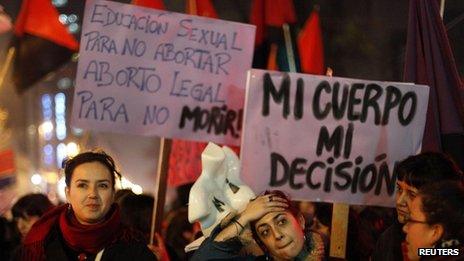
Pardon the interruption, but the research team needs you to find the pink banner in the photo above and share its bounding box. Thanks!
[72,0,255,146]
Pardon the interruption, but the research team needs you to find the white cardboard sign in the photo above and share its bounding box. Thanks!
[72,0,255,146]
[240,70,429,207]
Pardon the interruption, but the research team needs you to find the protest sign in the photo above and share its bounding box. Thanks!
[72,0,255,146]
[241,70,429,207]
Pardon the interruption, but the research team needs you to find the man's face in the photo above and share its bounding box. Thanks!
[395,180,419,223]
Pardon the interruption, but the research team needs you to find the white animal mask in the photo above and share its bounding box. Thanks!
[188,142,255,237]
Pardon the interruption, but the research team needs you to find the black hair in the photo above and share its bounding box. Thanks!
[166,207,193,260]
[396,152,463,189]
[249,190,302,252]
[62,150,121,188]
[419,181,464,243]
[12,193,53,219]
[119,194,154,242]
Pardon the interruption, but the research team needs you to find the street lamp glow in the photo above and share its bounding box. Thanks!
[39,121,54,133]
[31,173,42,185]
[66,142,79,157]
[57,177,67,201]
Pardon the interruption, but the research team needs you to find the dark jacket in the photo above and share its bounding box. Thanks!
[191,225,325,260]
[371,221,404,261]
[20,223,156,261]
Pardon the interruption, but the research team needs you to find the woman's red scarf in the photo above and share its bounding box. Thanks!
[19,203,130,261]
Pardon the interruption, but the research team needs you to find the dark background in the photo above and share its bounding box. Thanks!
[1,0,463,82]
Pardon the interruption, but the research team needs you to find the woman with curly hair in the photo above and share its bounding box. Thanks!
[193,190,325,260]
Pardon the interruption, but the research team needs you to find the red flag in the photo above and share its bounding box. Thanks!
[167,141,207,187]
[0,149,14,178]
[264,0,296,27]
[131,0,165,10]
[404,0,464,167]
[297,10,324,75]
[250,0,296,46]
[267,43,279,71]
[12,0,79,92]
[186,0,218,18]
[14,0,78,51]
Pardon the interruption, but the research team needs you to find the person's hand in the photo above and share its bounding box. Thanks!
[239,194,288,224]
[147,233,170,261]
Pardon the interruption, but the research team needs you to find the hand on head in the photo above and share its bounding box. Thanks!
[240,194,288,224]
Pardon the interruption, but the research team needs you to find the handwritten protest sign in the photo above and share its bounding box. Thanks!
[240,70,429,207]
[72,0,255,146]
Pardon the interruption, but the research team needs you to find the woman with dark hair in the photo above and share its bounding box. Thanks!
[12,193,54,239]
[403,181,464,260]
[16,150,156,261]
[192,190,325,260]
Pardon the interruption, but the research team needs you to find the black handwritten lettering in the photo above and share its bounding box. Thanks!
[289,158,307,189]
[154,43,231,75]
[359,164,377,193]
[178,105,242,138]
[143,105,169,125]
[382,86,401,125]
[270,153,290,187]
[83,60,161,93]
[170,71,225,103]
[324,157,335,192]
[313,81,331,120]
[231,32,242,51]
[83,31,118,54]
[122,38,146,57]
[83,60,113,86]
[177,19,244,51]
[347,83,364,121]
[334,161,353,190]
[360,84,382,124]
[262,73,290,119]
[294,78,304,120]
[375,159,397,195]
[316,124,355,158]
[76,90,129,123]
[398,92,417,126]
[311,80,418,125]
[332,82,349,119]
[267,153,397,196]
[90,4,168,34]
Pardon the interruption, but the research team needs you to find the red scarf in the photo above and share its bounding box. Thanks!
[19,203,128,261]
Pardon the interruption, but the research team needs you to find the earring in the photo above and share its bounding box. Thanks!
[67,203,72,211]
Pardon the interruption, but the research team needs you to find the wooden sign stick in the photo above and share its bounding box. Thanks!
[329,203,349,259]
[150,137,172,245]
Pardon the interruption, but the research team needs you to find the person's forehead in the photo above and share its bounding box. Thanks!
[72,162,111,179]
[397,180,418,192]
[256,211,288,226]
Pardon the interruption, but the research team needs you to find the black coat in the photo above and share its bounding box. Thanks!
[26,224,156,261]
[371,221,404,261]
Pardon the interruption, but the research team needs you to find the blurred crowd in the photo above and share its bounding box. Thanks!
[0,151,463,261]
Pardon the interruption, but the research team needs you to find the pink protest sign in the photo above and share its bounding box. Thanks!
[72,0,255,146]
[240,70,429,207]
